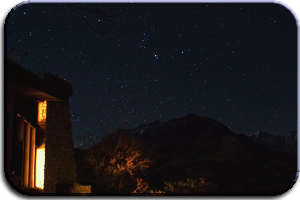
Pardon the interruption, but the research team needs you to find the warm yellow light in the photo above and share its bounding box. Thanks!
[35,144,45,189]
[38,101,47,123]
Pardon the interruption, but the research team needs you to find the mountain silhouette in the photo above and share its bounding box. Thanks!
[75,113,297,194]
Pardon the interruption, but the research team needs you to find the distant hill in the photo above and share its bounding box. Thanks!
[74,113,297,194]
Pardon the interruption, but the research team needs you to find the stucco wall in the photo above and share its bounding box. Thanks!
[44,101,77,193]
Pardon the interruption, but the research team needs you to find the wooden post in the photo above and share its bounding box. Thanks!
[29,127,36,188]
[23,122,31,188]
[17,117,24,146]
[18,117,25,187]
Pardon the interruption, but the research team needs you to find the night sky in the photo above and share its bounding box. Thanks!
[6,2,297,147]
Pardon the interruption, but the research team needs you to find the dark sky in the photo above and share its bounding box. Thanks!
[6,3,297,147]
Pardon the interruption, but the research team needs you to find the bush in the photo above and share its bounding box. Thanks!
[146,190,165,196]
[131,178,217,195]
[164,178,217,193]
[131,178,165,196]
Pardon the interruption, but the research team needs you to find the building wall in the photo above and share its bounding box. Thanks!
[6,57,79,193]
[6,80,19,187]
[6,80,43,190]
[44,101,78,193]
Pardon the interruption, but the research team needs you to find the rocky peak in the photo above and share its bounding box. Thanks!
[249,131,297,153]
[285,131,297,147]
[253,131,269,136]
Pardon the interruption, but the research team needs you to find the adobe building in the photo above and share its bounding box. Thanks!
[5,57,90,194]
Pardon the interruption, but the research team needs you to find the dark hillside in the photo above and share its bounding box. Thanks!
[75,113,297,194]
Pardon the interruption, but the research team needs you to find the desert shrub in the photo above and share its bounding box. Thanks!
[131,178,217,195]
[146,190,165,196]
[164,178,217,193]
[131,178,149,194]
[131,178,165,196]
[84,129,152,193]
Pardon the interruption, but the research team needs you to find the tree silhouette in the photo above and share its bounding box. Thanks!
[5,3,126,57]
[6,22,28,57]
[67,3,126,40]
[84,129,152,193]
[76,121,130,150]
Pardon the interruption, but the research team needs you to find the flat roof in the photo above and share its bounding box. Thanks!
[6,57,73,102]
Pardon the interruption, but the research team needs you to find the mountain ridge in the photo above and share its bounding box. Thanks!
[248,130,297,155]
[75,113,297,193]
